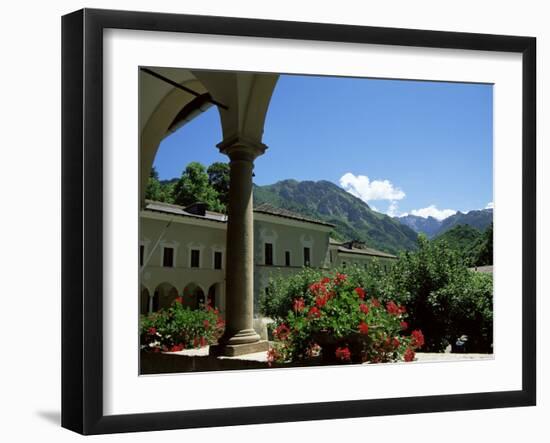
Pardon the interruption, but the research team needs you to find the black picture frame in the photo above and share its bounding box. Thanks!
[61,8,536,435]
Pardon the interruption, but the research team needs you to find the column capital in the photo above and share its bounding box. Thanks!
[217,135,268,162]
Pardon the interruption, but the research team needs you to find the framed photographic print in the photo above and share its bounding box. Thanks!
[61,8,536,435]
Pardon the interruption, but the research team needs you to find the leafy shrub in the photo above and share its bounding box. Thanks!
[267,273,424,365]
[140,298,224,352]
[262,235,493,354]
[385,235,493,352]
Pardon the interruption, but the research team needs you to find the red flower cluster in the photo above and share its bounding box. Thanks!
[203,319,210,329]
[192,336,208,348]
[309,281,328,296]
[293,297,306,312]
[411,329,425,348]
[358,321,369,335]
[308,306,322,318]
[274,323,290,340]
[404,348,415,362]
[386,301,406,315]
[335,346,351,361]
[169,343,184,352]
[359,303,369,315]
[315,294,329,308]
[334,273,347,285]
[174,296,183,304]
[147,327,157,335]
[267,348,279,367]
[370,298,381,308]
[400,321,409,331]
[354,287,366,299]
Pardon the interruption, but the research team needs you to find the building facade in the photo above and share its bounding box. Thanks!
[140,201,397,324]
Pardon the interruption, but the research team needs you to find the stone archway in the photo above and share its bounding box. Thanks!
[182,283,206,310]
[153,282,179,311]
[207,282,224,310]
[140,285,150,315]
[141,67,279,356]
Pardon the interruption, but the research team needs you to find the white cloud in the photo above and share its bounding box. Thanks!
[339,172,405,202]
[386,201,400,217]
[485,201,494,209]
[410,205,457,221]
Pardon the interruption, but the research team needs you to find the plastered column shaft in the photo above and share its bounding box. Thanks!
[222,155,260,344]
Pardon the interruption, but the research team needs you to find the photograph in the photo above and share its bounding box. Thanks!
[138,67,494,374]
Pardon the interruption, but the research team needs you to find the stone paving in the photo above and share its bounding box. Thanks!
[167,346,493,364]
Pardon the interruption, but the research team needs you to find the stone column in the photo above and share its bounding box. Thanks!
[210,136,269,356]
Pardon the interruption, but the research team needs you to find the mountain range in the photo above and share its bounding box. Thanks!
[396,209,493,239]
[253,179,418,254]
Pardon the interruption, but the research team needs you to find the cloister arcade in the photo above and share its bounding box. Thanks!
[140,67,279,356]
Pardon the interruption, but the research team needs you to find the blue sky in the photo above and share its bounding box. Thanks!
[153,74,493,220]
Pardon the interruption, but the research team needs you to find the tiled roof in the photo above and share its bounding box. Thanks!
[144,200,228,223]
[336,245,397,259]
[253,203,335,227]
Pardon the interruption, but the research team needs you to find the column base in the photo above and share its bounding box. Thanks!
[209,340,269,357]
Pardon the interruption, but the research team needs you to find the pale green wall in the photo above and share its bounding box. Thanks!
[140,214,227,314]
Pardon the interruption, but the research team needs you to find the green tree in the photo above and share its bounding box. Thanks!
[172,162,224,212]
[145,167,163,201]
[207,162,230,208]
[468,223,493,266]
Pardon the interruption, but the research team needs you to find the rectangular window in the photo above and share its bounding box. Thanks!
[214,251,222,270]
[303,247,311,267]
[285,251,291,267]
[162,247,174,267]
[191,249,200,268]
[140,245,144,267]
[265,243,273,266]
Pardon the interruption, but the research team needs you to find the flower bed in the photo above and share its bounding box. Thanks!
[140,298,224,352]
[267,273,424,365]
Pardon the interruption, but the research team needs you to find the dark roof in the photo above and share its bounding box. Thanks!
[329,237,397,259]
[253,203,335,227]
[336,245,397,259]
[143,200,227,223]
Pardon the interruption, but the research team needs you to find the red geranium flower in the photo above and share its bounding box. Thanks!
[147,327,157,335]
[400,321,409,331]
[358,321,369,335]
[335,346,351,361]
[199,336,207,347]
[404,348,415,362]
[309,281,327,296]
[386,301,401,315]
[267,347,279,367]
[315,294,328,308]
[274,323,291,340]
[392,337,400,348]
[203,319,210,329]
[293,297,306,312]
[321,277,331,285]
[411,329,425,348]
[174,296,183,304]
[334,273,347,285]
[370,298,381,308]
[354,287,366,299]
[359,303,369,314]
[308,306,322,318]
